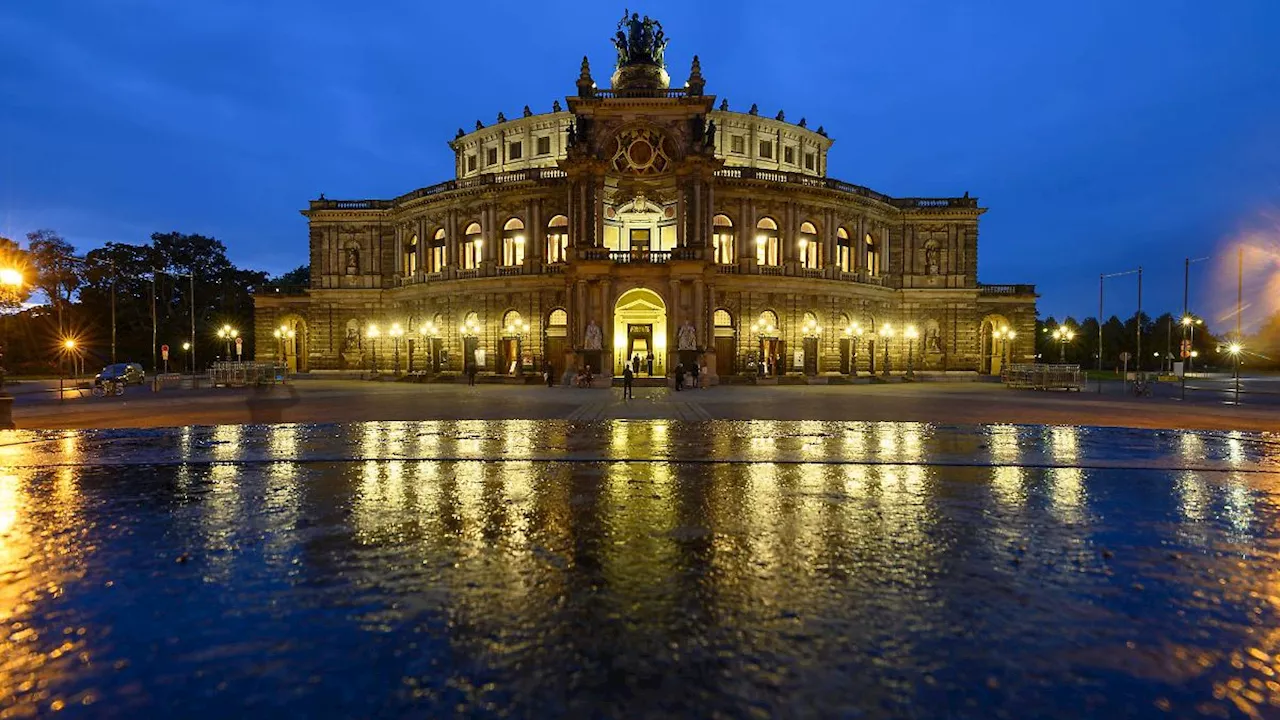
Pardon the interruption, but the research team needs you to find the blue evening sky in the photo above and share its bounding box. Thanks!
[2,0,1278,323]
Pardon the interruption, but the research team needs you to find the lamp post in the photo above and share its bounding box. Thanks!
[801,317,822,375]
[904,324,918,379]
[1053,325,1074,363]
[1228,342,1242,404]
[63,339,79,377]
[216,324,238,361]
[273,324,295,368]
[0,268,23,393]
[182,341,191,374]
[389,323,404,376]
[842,322,864,377]
[419,320,440,373]
[750,318,778,375]
[366,324,381,375]
[879,323,893,378]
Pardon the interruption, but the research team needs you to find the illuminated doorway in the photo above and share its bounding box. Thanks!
[613,288,666,376]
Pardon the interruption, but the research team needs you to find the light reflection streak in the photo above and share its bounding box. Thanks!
[1049,426,1079,465]
[1047,467,1085,524]
[988,424,1021,467]
[990,466,1026,508]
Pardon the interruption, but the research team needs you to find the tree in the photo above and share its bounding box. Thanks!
[0,236,32,310]
[265,265,310,289]
[25,229,81,335]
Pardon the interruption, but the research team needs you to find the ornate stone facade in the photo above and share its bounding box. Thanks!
[255,15,1037,381]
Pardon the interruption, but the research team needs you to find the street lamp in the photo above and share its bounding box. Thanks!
[389,322,404,376]
[273,324,295,368]
[904,324,919,379]
[879,323,894,378]
[63,338,80,377]
[0,267,23,394]
[182,341,191,374]
[842,321,864,377]
[366,323,381,375]
[1052,325,1075,363]
[1228,342,1243,404]
[504,319,531,375]
[419,320,440,373]
[750,318,778,375]
[216,324,239,361]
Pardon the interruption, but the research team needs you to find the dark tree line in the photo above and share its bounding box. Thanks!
[1034,312,1228,371]
[0,229,306,376]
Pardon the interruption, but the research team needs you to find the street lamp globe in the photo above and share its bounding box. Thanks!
[0,269,22,287]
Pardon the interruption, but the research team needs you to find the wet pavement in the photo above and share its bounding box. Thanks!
[3,421,1280,718]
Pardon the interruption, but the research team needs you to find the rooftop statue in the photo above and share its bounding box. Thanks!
[611,10,668,69]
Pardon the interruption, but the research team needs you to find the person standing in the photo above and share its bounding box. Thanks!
[699,360,708,389]
[466,361,477,386]
[622,363,634,400]
[544,359,554,388]
[646,352,653,376]
[674,362,684,391]
[690,360,700,390]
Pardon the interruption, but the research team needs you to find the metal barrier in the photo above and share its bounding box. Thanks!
[1004,364,1085,391]
[208,362,286,387]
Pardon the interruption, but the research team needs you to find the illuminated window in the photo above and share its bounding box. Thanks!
[836,228,853,272]
[714,309,735,337]
[429,229,447,272]
[547,308,568,338]
[712,214,735,264]
[866,232,880,276]
[463,222,483,269]
[546,215,569,263]
[798,221,819,269]
[403,234,418,276]
[758,310,779,334]
[486,147,498,166]
[502,217,526,266]
[759,140,773,159]
[784,146,795,164]
[755,217,780,266]
[536,136,551,155]
[731,136,745,154]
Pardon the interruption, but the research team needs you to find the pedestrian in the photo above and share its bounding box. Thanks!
[674,362,683,391]
[700,360,708,389]
[466,361,477,386]
[632,354,640,375]
[622,363,634,399]
[691,360,700,390]
[544,359,554,388]
[646,352,653,376]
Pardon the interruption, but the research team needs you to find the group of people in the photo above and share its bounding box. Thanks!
[673,360,706,392]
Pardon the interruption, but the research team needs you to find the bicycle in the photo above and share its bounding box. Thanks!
[92,379,125,397]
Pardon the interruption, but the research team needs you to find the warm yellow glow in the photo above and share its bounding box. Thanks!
[389,323,403,337]
[0,268,22,287]
[367,324,380,338]
[905,325,918,339]
[880,323,893,338]
[514,235,525,245]
[755,234,766,246]
[63,339,76,350]
[1181,316,1192,326]
[182,342,190,350]
[1229,343,1242,354]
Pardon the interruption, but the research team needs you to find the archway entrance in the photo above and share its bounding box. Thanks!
[613,288,667,376]
[276,315,308,373]
[980,314,1011,375]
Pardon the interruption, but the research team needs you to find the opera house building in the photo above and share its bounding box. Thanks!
[254,14,1037,383]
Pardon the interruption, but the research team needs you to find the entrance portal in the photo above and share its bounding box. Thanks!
[613,288,666,376]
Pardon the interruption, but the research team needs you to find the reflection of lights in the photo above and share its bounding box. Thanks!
[1048,468,1085,523]
[989,424,1021,466]
[1049,426,1079,464]
[0,473,18,535]
[990,466,1026,507]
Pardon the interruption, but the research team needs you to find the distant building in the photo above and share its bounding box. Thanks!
[255,13,1036,380]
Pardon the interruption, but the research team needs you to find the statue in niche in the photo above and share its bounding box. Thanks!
[926,326,942,354]
[343,324,361,351]
[924,243,940,275]
[566,122,577,149]
[584,320,603,350]
[704,119,717,149]
[345,246,360,275]
[678,321,697,351]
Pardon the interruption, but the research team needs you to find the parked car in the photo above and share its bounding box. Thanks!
[95,362,146,386]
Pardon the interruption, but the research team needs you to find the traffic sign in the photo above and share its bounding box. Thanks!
[1119,351,1131,362]
[161,344,169,361]
[1180,340,1191,359]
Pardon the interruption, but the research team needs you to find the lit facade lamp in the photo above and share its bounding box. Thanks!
[1228,341,1243,404]
[879,323,894,377]
[0,267,24,396]
[904,324,919,379]
[1052,325,1075,363]
[182,341,192,374]
[389,322,404,376]
[504,320,531,375]
[366,323,381,374]
[1181,315,1203,372]
[842,321,864,377]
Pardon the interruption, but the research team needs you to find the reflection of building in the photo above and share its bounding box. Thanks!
[254,13,1036,380]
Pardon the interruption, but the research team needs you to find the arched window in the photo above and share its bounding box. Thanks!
[502,218,525,267]
[429,229,447,272]
[837,228,854,273]
[753,310,779,335]
[546,215,569,263]
[502,310,527,335]
[403,234,419,276]
[798,221,819,269]
[755,217,780,267]
[866,232,880,276]
[461,311,481,336]
[802,311,820,335]
[712,214,735,264]
[714,309,735,337]
[546,307,568,338]
[463,223,483,270]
